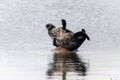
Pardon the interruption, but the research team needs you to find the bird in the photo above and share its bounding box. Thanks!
[46,19,90,51]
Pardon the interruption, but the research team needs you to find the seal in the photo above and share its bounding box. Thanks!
[46,19,73,39]
[46,19,90,51]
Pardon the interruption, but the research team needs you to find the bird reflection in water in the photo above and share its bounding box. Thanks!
[46,47,88,80]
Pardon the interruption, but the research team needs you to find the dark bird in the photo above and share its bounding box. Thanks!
[46,19,90,51]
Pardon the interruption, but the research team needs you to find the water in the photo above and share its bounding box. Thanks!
[47,51,87,79]
[0,0,120,80]
[0,49,120,80]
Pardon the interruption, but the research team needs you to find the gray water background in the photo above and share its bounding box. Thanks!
[0,0,120,80]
